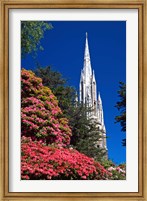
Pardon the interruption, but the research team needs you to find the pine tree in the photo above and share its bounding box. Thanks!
[115,82,126,146]
[69,103,106,162]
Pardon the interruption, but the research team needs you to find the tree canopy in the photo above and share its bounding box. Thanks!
[115,82,126,146]
[34,66,76,116]
[21,21,53,57]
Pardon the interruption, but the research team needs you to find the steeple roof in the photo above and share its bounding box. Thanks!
[84,32,90,59]
[83,32,92,79]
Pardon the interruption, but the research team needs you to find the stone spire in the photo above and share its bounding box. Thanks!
[83,32,92,83]
[79,33,108,157]
[79,32,92,105]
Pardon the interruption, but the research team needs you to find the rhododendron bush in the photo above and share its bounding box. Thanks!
[101,160,126,180]
[21,137,110,180]
[21,69,71,146]
[107,164,126,180]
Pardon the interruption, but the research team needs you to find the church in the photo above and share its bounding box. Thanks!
[79,33,108,155]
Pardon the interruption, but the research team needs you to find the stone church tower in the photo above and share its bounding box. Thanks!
[79,33,108,154]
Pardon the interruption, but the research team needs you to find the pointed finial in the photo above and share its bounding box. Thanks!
[92,70,96,82]
[86,32,88,38]
[98,92,102,103]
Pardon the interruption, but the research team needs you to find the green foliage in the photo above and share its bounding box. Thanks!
[34,66,76,115]
[69,104,107,162]
[21,21,53,57]
[101,159,115,169]
[35,66,65,89]
[115,82,126,146]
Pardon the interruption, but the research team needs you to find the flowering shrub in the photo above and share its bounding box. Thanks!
[21,137,111,180]
[21,69,72,146]
[107,165,126,180]
[101,159,126,180]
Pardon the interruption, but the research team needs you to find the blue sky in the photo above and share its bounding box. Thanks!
[22,21,126,165]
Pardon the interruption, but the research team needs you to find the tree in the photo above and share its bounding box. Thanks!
[35,66,66,88]
[34,66,76,116]
[69,103,107,162]
[115,82,126,146]
[21,21,53,57]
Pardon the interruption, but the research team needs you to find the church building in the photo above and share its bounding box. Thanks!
[79,33,108,155]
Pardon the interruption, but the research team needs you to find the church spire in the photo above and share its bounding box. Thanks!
[83,32,92,78]
[80,33,93,104]
[84,32,90,59]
